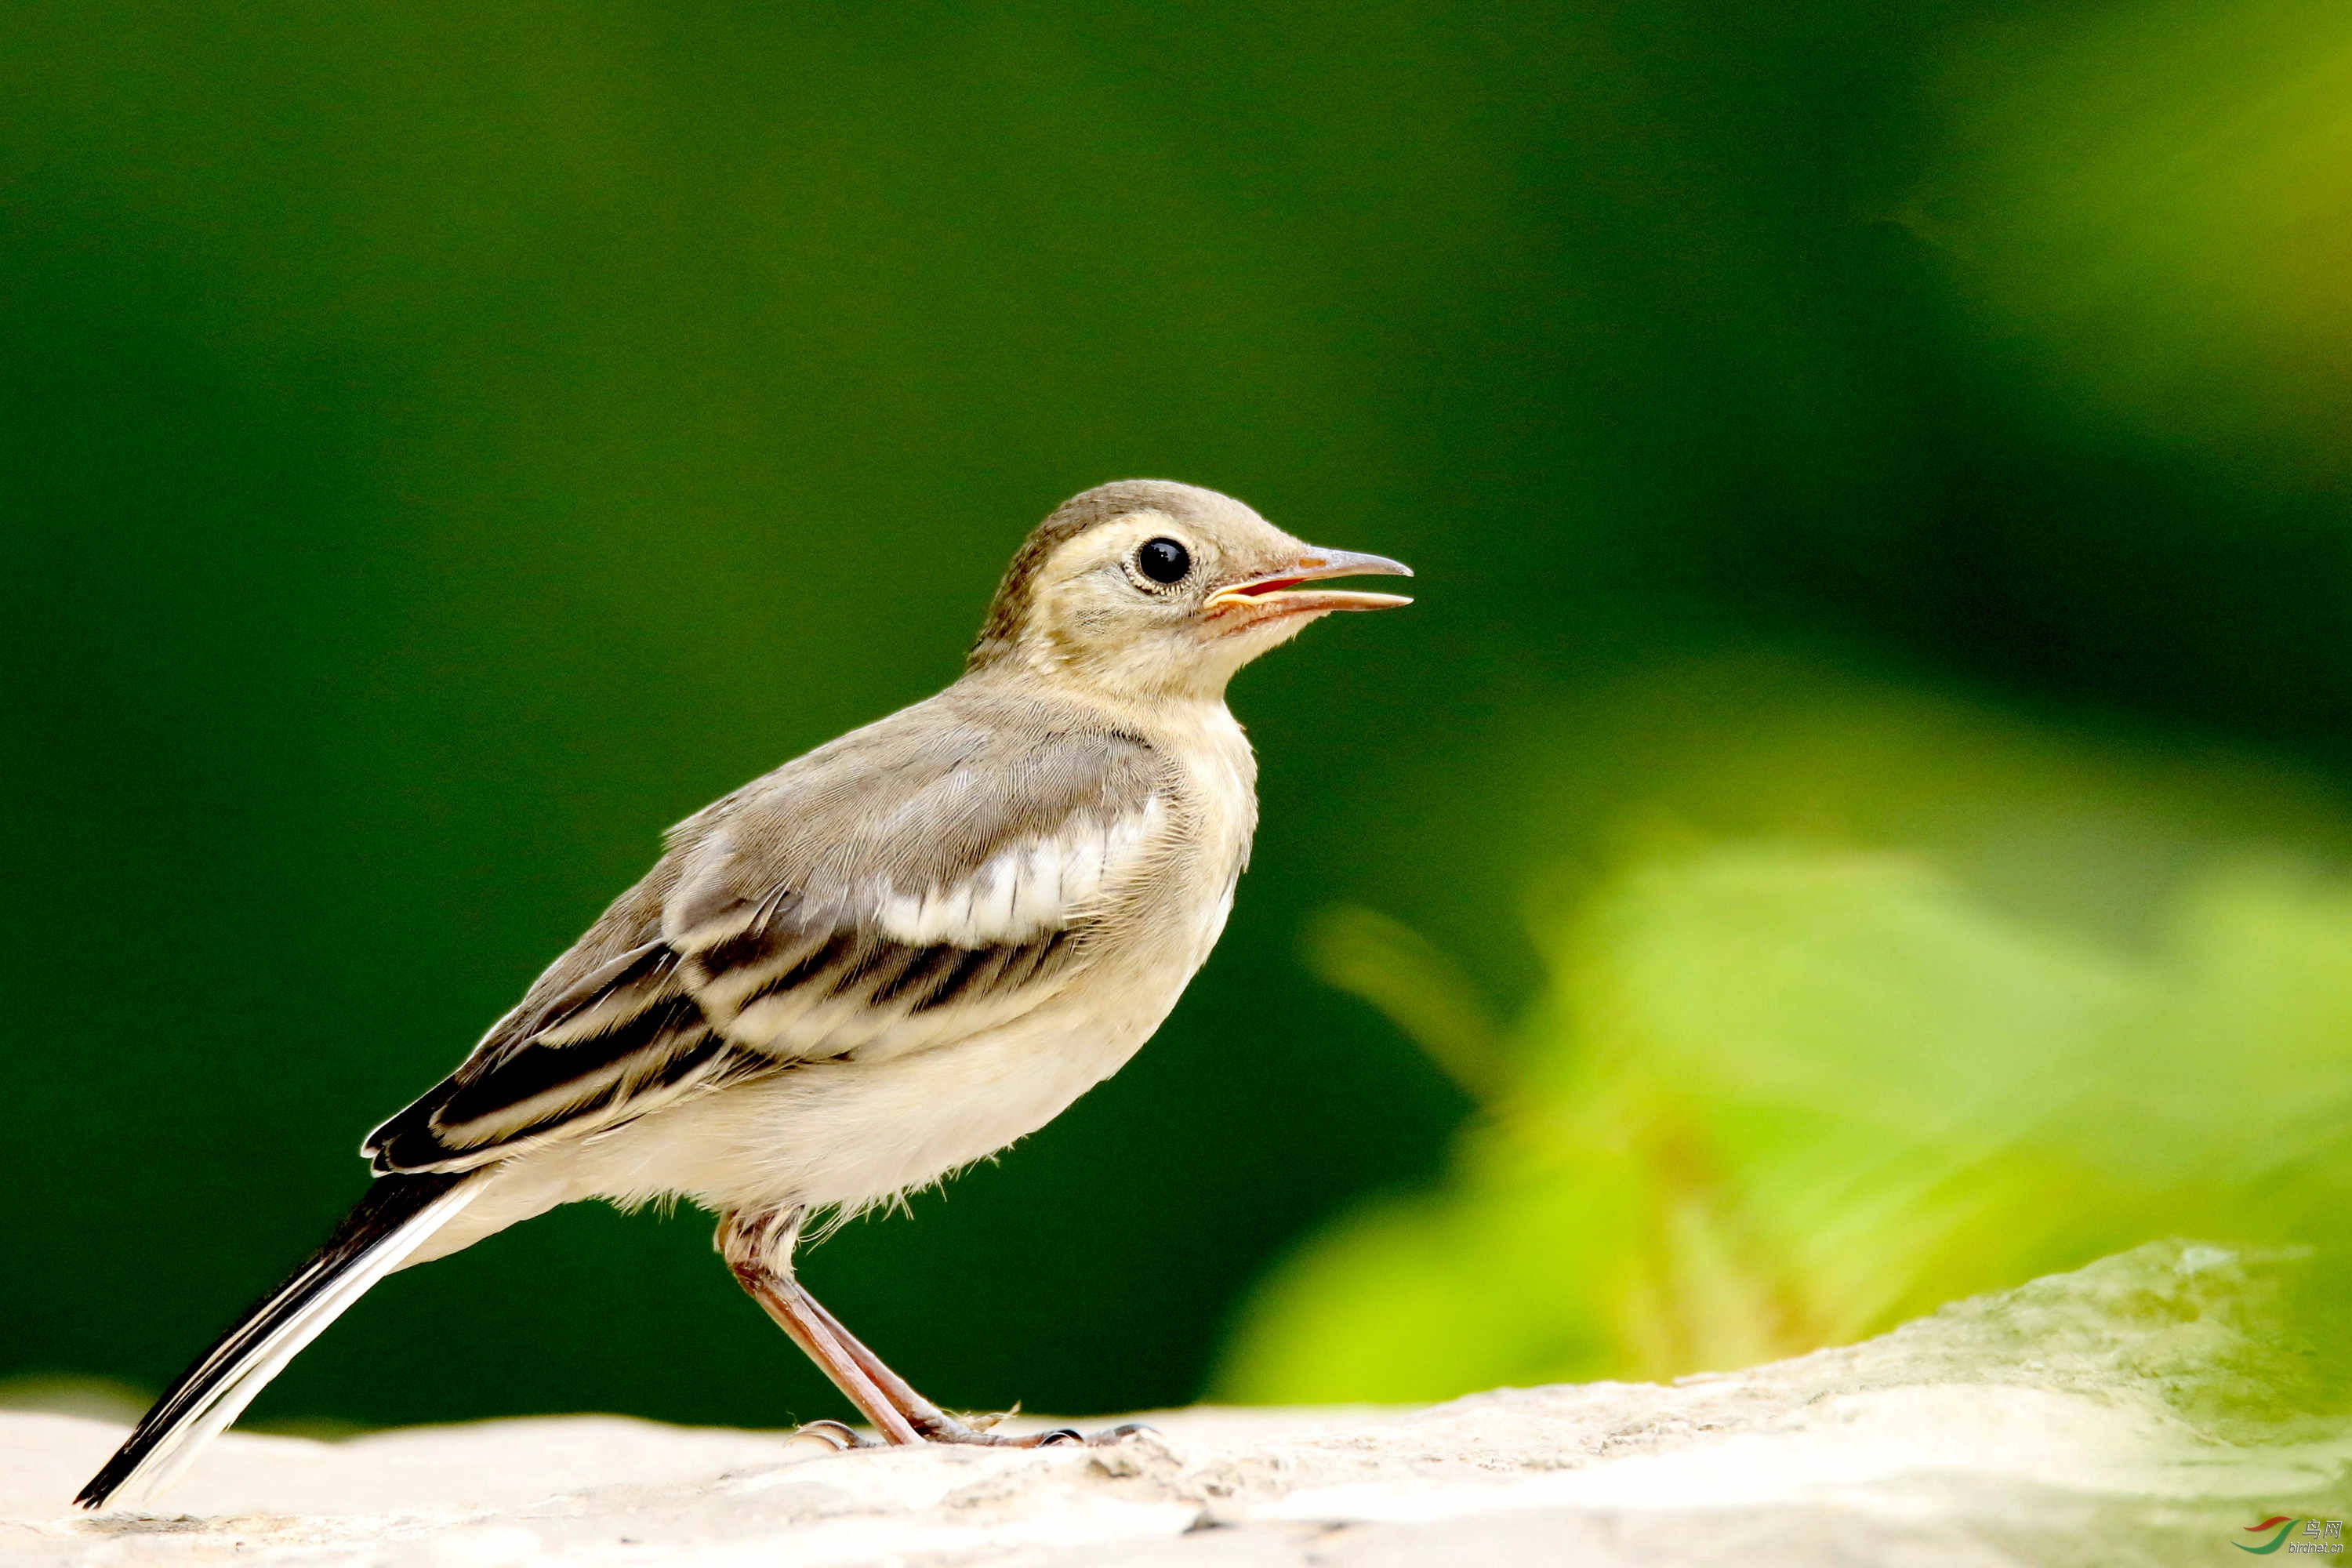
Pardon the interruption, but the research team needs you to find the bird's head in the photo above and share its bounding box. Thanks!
[967,480,1412,701]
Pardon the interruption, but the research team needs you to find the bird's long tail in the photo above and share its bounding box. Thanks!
[76,1171,481,1511]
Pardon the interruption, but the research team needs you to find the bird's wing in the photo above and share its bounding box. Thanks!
[365,700,1169,1174]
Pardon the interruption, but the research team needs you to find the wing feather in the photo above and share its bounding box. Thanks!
[365,694,1169,1175]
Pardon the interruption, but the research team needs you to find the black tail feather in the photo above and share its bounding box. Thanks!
[76,1171,466,1510]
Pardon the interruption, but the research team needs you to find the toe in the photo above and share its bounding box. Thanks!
[1077,1422,1153,1446]
[792,1419,877,1451]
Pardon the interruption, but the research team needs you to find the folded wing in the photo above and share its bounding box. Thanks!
[366,702,1167,1174]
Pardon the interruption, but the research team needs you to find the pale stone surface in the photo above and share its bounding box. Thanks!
[4,1242,2345,1566]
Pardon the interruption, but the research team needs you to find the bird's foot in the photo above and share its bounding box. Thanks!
[789,1412,1152,1451]
[790,1418,884,1450]
[913,1412,1153,1448]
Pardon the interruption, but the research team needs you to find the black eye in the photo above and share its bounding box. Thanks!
[1136,536,1192,585]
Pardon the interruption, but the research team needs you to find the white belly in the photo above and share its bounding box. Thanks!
[415,931,1214,1264]
[659,969,1187,1215]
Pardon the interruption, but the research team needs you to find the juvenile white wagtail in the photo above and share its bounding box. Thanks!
[78,479,1410,1508]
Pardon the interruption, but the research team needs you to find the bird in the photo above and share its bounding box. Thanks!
[77,478,1412,1509]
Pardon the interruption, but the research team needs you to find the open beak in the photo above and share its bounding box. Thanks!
[1204,546,1414,619]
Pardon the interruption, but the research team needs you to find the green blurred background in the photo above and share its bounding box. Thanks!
[9,0,2352,1432]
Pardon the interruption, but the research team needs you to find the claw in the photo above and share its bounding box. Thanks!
[902,1414,1145,1449]
[792,1418,878,1451]
[1093,1422,1153,1444]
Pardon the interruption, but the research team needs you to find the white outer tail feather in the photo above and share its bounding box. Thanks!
[100,1181,480,1508]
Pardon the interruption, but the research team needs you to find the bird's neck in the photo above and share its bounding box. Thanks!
[966,628,1239,710]
[962,662,1231,737]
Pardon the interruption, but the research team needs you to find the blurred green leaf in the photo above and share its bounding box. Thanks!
[1222,690,2352,1414]
[1302,904,1508,1105]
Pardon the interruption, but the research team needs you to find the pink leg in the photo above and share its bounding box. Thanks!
[717,1207,1145,1450]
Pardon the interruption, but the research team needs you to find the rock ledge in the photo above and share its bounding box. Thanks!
[5,1242,2346,1566]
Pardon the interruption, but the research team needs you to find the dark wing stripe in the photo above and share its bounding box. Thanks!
[366,948,720,1172]
[961,931,1072,1001]
[365,1087,468,1170]
[368,1116,454,1174]
[372,921,1094,1174]
[1005,927,1073,989]
[435,992,706,1131]
[744,931,856,1006]
[550,1029,720,1129]
[909,944,998,1014]
[510,1033,775,1152]
[512,940,677,1041]
[826,935,917,998]
[693,917,792,979]
[868,942,954,1004]
[642,1031,730,1091]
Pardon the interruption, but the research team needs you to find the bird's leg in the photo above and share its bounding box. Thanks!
[717,1208,916,1447]
[793,1283,1152,1449]
[717,1207,1144,1450]
[736,1267,923,1447]
[782,1282,978,1442]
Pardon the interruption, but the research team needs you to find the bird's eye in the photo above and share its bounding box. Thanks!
[1136,537,1192,586]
